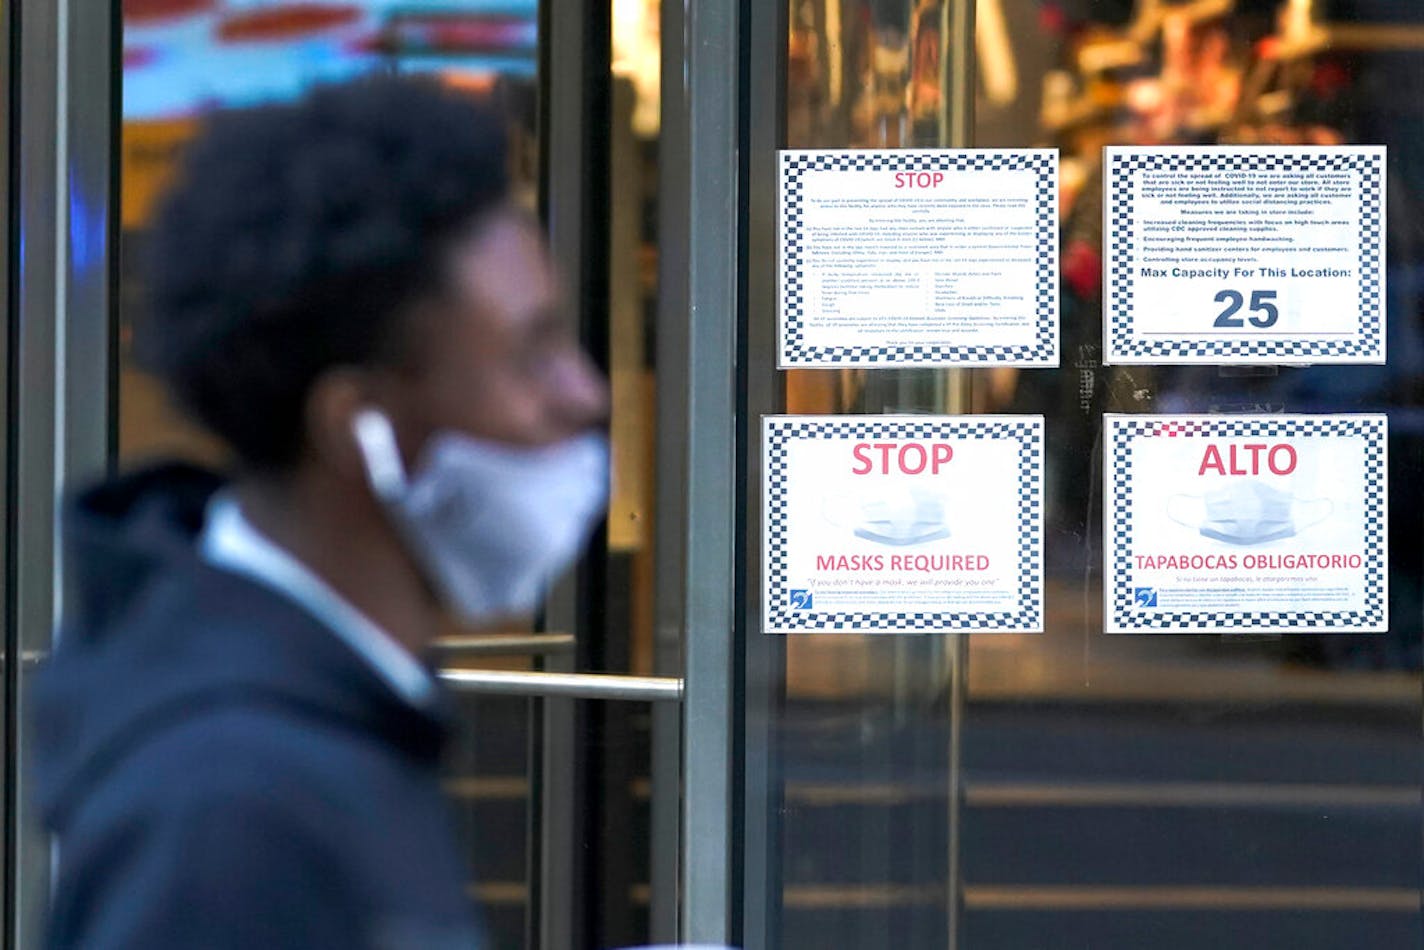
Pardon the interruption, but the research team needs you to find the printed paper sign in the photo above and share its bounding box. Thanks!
[763,415,1044,634]
[1104,146,1386,364]
[778,149,1059,367]
[1105,414,1388,633]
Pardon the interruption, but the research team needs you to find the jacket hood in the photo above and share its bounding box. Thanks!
[32,463,448,831]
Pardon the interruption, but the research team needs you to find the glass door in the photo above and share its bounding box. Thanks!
[111,2,713,949]
[739,1,1424,948]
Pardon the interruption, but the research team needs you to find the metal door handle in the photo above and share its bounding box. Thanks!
[438,668,683,702]
[432,633,576,656]
[0,650,49,670]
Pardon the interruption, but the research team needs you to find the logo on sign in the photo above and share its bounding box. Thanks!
[789,589,814,610]
[1134,588,1158,608]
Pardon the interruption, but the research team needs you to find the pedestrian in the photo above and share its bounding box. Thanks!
[31,75,609,948]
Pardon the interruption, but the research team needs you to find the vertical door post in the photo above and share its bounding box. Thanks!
[540,0,601,946]
[670,0,741,942]
[740,0,789,947]
[11,0,115,944]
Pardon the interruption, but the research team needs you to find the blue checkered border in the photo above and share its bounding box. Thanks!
[1106,414,1388,632]
[778,150,1058,367]
[1105,148,1385,362]
[763,415,1044,633]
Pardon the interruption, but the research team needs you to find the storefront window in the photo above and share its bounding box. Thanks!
[774,1,1423,946]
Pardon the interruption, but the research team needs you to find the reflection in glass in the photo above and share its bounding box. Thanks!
[777,1,1423,947]
[119,5,543,948]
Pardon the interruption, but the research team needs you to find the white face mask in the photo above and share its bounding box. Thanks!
[1168,480,1332,546]
[352,410,609,622]
[825,487,951,547]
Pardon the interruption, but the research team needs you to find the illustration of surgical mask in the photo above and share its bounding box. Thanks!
[353,410,609,622]
[824,487,951,546]
[1167,480,1332,546]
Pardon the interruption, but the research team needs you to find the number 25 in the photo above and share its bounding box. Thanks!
[1214,289,1279,329]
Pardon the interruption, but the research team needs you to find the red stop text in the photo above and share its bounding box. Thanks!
[851,442,954,475]
[893,171,944,189]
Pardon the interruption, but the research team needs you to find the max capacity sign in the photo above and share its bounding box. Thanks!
[763,415,1043,634]
[778,149,1059,367]
[1105,414,1388,633]
[1104,146,1386,364]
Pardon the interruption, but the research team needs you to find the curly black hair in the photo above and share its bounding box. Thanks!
[139,74,510,469]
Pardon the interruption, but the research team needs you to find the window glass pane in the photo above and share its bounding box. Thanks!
[120,2,540,463]
[119,6,540,948]
[777,2,1423,947]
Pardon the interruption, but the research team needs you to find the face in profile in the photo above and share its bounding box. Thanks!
[344,210,612,622]
[383,210,609,458]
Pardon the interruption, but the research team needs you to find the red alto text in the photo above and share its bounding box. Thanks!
[1197,443,1297,476]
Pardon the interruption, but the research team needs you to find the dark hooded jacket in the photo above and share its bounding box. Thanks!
[31,464,484,949]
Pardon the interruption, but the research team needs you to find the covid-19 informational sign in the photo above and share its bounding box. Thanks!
[1104,146,1386,365]
[1104,414,1388,634]
[777,149,1059,368]
[762,415,1044,634]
